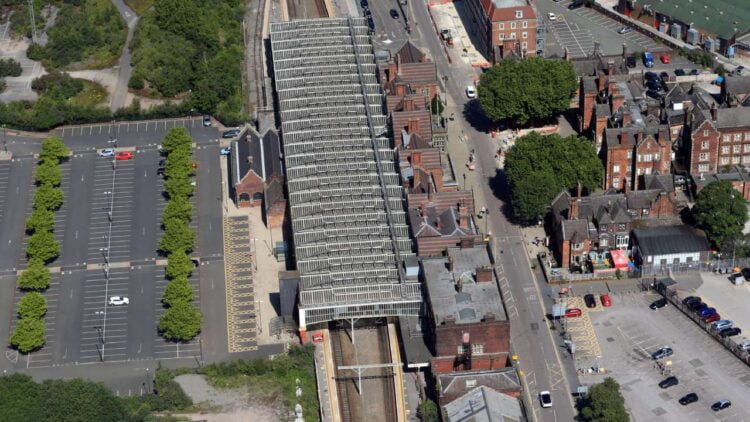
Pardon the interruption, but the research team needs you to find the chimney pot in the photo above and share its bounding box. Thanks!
[459,203,470,229]
[411,151,422,166]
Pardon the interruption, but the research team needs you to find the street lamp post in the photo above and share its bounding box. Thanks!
[255,299,264,334]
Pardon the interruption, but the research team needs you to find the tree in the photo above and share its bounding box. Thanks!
[35,159,62,187]
[27,230,60,263]
[165,250,194,280]
[692,181,748,249]
[0,58,23,77]
[160,128,193,156]
[33,183,64,211]
[164,149,194,179]
[580,377,630,422]
[158,301,203,341]
[478,57,577,125]
[164,174,195,199]
[18,259,51,291]
[162,276,195,306]
[25,206,55,233]
[0,374,46,422]
[504,132,603,221]
[18,292,47,320]
[417,399,440,422]
[39,136,70,162]
[162,196,193,223]
[10,318,45,353]
[159,218,196,254]
[42,378,128,422]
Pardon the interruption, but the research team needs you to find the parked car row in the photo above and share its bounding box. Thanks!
[681,296,742,337]
[564,294,611,319]
[651,346,732,411]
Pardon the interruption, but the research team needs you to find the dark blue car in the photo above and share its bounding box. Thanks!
[698,307,717,318]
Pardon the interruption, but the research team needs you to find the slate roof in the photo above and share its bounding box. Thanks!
[604,123,669,148]
[479,0,535,22]
[644,174,675,192]
[633,225,710,256]
[422,245,505,325]
[396,40,425,64]
[439,369,521,403]
[409,205,477,238]
[443,386,523,422]
[394,62,439,85]
[715,107,750,130]
[392,109,433,143]
[231,128,283,186]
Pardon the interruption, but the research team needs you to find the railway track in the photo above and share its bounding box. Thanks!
[377,324,398,422]
[332,327,354,422]
[253,0,267,111]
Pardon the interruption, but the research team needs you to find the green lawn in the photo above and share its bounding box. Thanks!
[124,0,155,15]
[70,80,109,107]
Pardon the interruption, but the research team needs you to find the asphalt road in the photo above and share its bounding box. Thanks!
[394,1,579,420]
[109,0,138,111]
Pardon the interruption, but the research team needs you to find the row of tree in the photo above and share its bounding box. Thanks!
[11,137,69,353]
[157,128,202,341]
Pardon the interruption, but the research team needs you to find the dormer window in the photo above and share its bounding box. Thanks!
[516,10,523,18]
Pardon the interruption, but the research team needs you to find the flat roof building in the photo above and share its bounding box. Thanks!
[270,18,421,333]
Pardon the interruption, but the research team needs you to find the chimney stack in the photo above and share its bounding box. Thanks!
[458,203,470,229]
[622,43,628,59]
[564,47,570,61]
[411,151,422,167]
[476,266,492,282]
[388,62,397,82]
[622,110,632,127]
[710,104,718,121]
[403,98,414,111]
[407,118,420,134]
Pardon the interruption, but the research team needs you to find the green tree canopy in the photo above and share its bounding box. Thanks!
[478,57,577,125]
[164,174,195,199]
[580,377,630,422]
[18,259,51,291]
[33,184,64,211]
[26,206,55,234]
[10,318,45,353]
[158,301,203,341]
[39,136,70,162]
[27,230,60,263]
[160,128,193,156]
[0,58,23,77]
[35,159,62,187]
[418,399,440,422]
[165,250,194,280]
[162,276,195,307]
[43,378,128,422]
[18,292,47,320]
[162,196,193,223]
[159,219,196,254]
[504,132,602,221]
[0,374,46,422]
[693,181,748,249]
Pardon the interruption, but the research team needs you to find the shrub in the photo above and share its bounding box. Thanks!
[18,292,47,320]
[31,72,85,101]
[17,259,51,291]
[0,58,22,77]
[128,72,145,90]
[10,318,45,353]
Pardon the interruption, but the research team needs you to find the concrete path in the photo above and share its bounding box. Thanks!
[109,0,138,111]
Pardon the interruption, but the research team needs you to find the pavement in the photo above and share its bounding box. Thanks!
[385,0,581,420]
[588,292,750,421]
[108,0,139,111]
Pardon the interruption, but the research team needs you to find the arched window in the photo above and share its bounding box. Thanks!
[239,192,251,202]
[253,192,264,201]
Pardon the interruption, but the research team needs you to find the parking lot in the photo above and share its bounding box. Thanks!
[1,122,224,370]
[538,0,661,59]
[581,292,750,421]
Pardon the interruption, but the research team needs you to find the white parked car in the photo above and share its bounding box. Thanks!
[98,148,115,157]
[108,296,129,306]
[713,320,733,331]
[220,147,231,156]
[739,339,750,351]
[539,390,553,408]
[465,85,477,99]
[548,12,557,21]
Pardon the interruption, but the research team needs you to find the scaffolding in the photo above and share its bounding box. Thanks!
[270,18,422,328]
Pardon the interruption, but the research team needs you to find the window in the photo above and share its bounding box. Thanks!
[637,154,642,162]
[673,129,679,136]
[616,235,628,247]
[699,152,709,161]
[627,150,633,159]
[642,208,650,216]
[522,20,528,28]
[653,153,659,161]
[457,345,465,354]
[733,156,741,164]
[644,167,652,175]
[698,164,709,172]
[516,10,523,18]
[472,343,484,354]
[600,238,608,247]
[510,32,516,39]
[703,129,709,136]
[746,132,750,141]
[612,164,621,173]
[499,33,504,40]
[735,133,742,141]
[499,22,504,30]
[522,31,528,39]
[743,155,750,164]
[721,156,730,165]
[723,134,731,143]
[644,154,653,162]
[744,144,750,153]
[573,242,583,250]
[734,145,742,153]
[636,168,642,176]
[510,21,517,29]
[522,41,527,49]
[701,141,710,150]
[722,146,731,154]
[612,178,620,188]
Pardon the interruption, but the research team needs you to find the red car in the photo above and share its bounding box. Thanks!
[703,313,721,323]
[660,54,670,64]
[600,294,612,307]
[115,151,133,160]
[312,332,324,344]
[565,308,582,318]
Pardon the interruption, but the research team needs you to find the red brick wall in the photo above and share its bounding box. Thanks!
[266,200,286,229]
[689,121,719,175]
[235,172,264,208]
[604,143,630,191]
[580,91,596,132]
[431,319,510,374]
